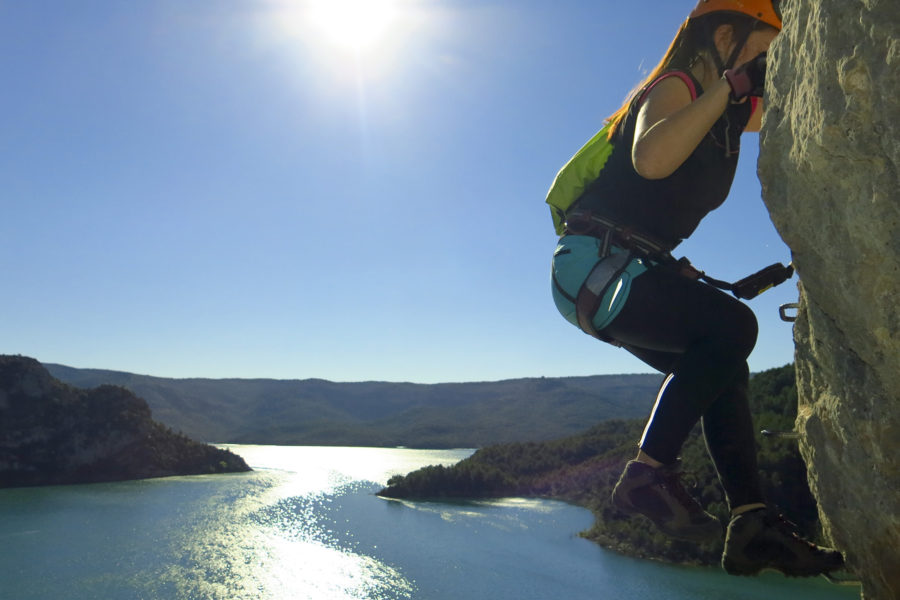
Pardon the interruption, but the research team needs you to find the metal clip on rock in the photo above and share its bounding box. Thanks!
[779,303,799,322]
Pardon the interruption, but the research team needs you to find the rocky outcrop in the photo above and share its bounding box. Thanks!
[758,1,899,598]
[0,356,250,488]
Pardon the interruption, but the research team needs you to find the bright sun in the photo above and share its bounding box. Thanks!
[308,0,399,53]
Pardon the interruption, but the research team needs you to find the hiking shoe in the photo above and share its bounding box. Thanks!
[722,508,845,577]
[611,460,721,543]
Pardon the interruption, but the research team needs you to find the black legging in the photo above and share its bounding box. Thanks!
[603,262,765,510]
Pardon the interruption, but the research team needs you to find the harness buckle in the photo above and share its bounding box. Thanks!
[564,210,671,260]
[562,211,594,236]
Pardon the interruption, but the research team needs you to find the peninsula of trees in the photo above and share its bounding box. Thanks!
[380,365,822,567]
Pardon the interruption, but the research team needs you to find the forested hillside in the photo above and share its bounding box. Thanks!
[44,364,662,447]
[0,356,249,488]
[380,365,821,567]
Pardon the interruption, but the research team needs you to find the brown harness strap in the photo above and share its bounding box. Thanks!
[574,250,632,346]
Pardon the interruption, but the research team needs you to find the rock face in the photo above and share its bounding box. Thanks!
[758,1,899,598]
[0,356,250,488]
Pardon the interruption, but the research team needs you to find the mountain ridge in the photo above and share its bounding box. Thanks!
[43,363,664,448]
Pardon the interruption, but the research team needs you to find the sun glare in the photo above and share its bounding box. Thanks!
[308,0,399,53]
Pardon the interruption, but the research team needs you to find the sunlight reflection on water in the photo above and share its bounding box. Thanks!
[384,495,558,529]
[1,446,858,600]
[254,533,414,600]
[0,446,469,600]
[219,445,471,496]
[175,445,472,600]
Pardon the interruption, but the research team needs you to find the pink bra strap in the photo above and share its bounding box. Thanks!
[637,71,698,106]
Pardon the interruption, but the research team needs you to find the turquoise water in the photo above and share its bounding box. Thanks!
[0,446,860,599]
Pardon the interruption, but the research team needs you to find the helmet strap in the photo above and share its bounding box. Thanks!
[724,21,756,70]
[702,18,757,76]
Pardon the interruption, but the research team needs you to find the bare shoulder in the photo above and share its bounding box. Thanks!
[636,75,695,128]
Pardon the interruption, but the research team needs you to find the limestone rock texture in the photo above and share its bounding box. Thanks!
[758,1,899,598]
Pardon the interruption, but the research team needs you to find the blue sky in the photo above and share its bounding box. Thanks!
[0,1,797,383]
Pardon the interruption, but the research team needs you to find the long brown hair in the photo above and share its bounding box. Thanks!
[604,12,763,140]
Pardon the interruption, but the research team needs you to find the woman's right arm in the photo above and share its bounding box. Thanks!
[631,76,732,180]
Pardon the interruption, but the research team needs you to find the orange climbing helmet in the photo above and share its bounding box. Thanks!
[689,0,782,31]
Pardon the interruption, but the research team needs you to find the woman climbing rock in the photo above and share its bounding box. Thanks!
[547,0,844,578]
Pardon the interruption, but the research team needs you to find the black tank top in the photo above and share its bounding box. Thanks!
[573,71,753,251]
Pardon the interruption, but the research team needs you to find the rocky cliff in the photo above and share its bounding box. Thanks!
[758,1,899,599]
[0,355,250,488]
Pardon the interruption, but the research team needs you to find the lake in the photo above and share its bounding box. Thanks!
[0,445,860,599]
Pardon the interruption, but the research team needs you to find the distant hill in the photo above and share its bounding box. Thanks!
[0,356,249,488]
[43,363,663,448]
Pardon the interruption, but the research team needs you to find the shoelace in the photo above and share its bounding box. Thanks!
[656,467,705,514]
[765,510,824,553]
